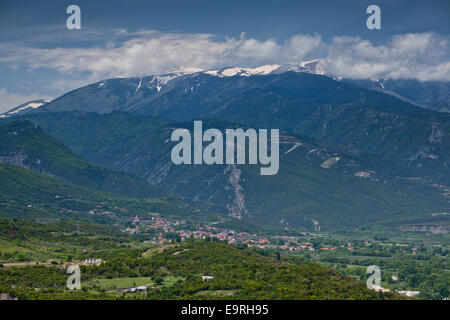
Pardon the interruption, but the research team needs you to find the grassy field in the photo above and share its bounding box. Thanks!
[86,276,184,290]
[88,277,153,289]
[194,290,235,297]
[142,244,176,258]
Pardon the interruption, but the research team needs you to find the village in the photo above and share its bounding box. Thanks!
[119,215,342,252]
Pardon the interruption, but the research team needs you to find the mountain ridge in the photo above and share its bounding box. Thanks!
[31,70,449,183]
[8,111,449,231]
[0,120,167,200]
[1,99,51,118]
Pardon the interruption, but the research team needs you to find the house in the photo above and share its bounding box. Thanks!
[84,258,102,266]
[201,276,214,281]
[136,286,147,293]
[397,290,420,297]
[372,285,390,293]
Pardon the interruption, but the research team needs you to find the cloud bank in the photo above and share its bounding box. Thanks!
[1,32,325,78]
[0,31,448,102]
[325,32,450,81]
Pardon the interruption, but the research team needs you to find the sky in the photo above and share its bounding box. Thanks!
[0,0,449,112]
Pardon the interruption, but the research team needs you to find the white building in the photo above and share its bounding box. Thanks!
[201,276,214,281]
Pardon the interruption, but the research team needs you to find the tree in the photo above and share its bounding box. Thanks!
[154,276,164,286]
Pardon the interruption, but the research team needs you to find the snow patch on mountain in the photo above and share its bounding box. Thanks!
[2,99,51,117]
[151,74,178,85]
[284,142,302,154]
[135,77,142,92]
[321,157,341,169]
[202,61,323,78]
[8,102,43,114]
[91,59,326,96]
[276,59,325,75]
[206,65,281,77]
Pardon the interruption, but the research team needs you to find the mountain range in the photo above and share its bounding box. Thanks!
[1,111,447,231]
[22,68,450,183]
[0,64,448,231]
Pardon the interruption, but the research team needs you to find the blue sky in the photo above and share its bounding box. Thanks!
[0,0,449,111]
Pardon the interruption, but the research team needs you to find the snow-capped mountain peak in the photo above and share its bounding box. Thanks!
[201,60,324,78]
[1,99,51,118]
[90,59,326,97]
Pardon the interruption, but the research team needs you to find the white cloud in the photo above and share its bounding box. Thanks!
[0,31,324,80]
[324,32,450,81]
[0,88,50,113]
[0,30,448,87]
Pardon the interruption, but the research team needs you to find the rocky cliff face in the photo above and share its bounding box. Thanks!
[398,225,449,234]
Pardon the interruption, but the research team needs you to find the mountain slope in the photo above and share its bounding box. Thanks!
[346,78,450,113]
[12,112,449,231]
[0,120,166,199]
[33,71,450,183]
[211,77,450,183]
[0,162,224,225]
